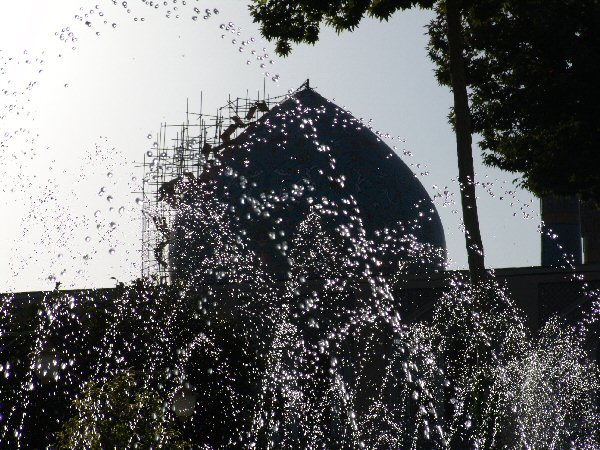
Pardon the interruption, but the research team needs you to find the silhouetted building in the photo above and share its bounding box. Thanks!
[169,87,446,284]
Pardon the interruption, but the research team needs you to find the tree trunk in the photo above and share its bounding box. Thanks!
[444,0,487,284]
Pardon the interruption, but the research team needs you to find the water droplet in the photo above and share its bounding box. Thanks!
[112,23,117,28]
[109,248,115,255]
[106,195,113,202]
[118,206,125,214]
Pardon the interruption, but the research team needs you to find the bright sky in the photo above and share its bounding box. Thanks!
[0,0,540,293]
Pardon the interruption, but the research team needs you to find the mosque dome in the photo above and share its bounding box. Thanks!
[169,87,446,283]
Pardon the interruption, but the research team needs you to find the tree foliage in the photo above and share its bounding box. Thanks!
[428,0,600,203]
[54,370,191,449]
[249,0,435,56]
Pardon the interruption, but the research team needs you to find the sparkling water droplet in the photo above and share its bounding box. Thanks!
[109,248,115,255]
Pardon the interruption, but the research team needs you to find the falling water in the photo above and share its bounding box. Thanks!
[1,2,599,449]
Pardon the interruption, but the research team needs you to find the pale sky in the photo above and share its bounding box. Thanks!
[0,0,540,293]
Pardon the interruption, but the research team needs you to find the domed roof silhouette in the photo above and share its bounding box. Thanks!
[169,86,446,282]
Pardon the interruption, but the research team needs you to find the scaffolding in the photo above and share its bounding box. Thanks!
[138,90,287,283]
